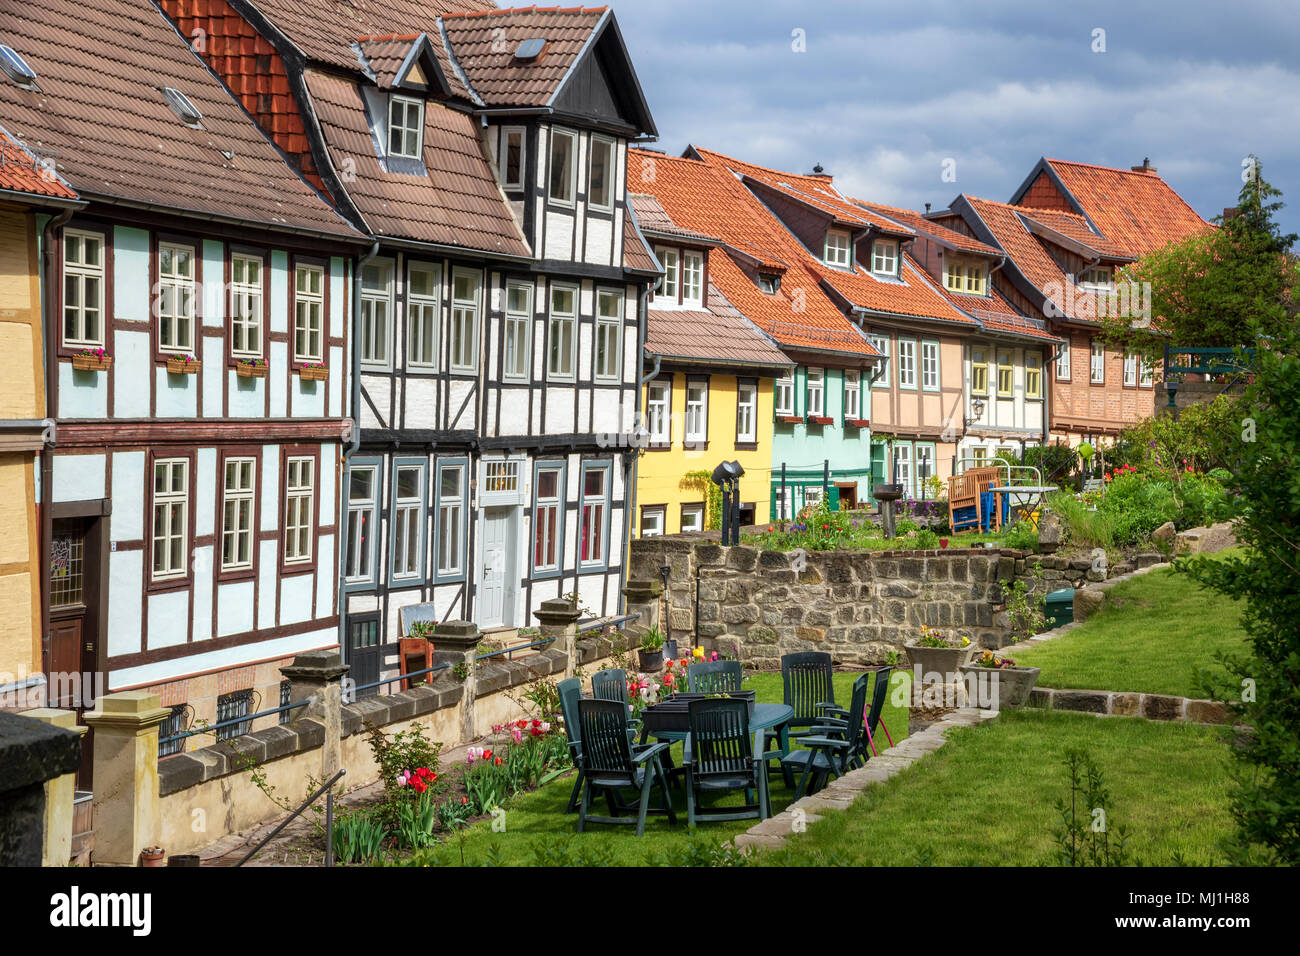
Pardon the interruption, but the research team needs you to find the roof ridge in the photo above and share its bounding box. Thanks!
[356,33,422,43]
[1046,157,1167,178]
[440,5,609,19]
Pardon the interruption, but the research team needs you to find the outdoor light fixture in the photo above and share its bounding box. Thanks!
[1165,375,1180,409]
[965,396,986,427]
[712,460,745,545]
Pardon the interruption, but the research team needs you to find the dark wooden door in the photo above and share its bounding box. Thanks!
[348,616,381,699]
[48,517,98,788]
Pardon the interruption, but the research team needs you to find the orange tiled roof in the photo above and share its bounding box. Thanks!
[0,131,77,200]
[630,148,878,359]
[1016,206,1132,260]
[1043,158,1212,259]
[854,199,1000,256]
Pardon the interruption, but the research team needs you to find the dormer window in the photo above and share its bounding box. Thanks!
[1079,266,1113,291]
[871,239,899,277]
[944,257,987,295]
[652,246,704,308]
[388,95,424,159]
[682,251,703,306]
[824,230,851,269]
[758,272,781,294]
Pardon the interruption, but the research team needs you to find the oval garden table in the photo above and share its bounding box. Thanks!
[638,702,795,773]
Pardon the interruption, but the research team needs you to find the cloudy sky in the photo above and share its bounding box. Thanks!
[612,0,1300,237]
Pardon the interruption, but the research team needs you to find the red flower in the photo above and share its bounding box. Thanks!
[516,720,527,729]
[494,757,502,766]
[482,749,493,761]
[531,719,542,728]
[461,796,468,805]
[412,779,427,794]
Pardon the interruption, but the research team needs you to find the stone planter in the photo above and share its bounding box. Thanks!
[904,642,974,678]
[960,664,1040,709]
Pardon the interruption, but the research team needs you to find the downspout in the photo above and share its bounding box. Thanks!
[337,240,380,665]
[40,208,74,684]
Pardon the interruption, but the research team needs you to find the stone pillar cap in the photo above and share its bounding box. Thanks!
[0,712,83,789]
[622,579,663,599]
[280,650,349,682]
[83,692,171,730]
[534,599,581,625]
[433,619,481,651]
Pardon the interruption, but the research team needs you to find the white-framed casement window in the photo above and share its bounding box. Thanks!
[230,254,263,358]
[360,260,392,366]
[775,369,795,415]
[497,125,525,190]
[871,335,890,388]
[897,339,917,389]
[579,464,610,566]
[594,289,622,381]
[682,251,704,306]
[390,462,426,583]
[657,247,679,301]
[158,243,196,353]
[284,456,314,565]
[806,367,825,417]
[1056,341,1071,380]
[450,269,480,372]
[646,380,670,444]
[1140,355,1154,388]
[997,350,1014,397]
[1123,350,1138,386]
[736,383,757,442]
[640,506,665,538]
[220,457,255,572]
[547,283,577,380]
[533,464,563,573]
[1090,340,1105,384]
[407,262,439,368]
[871,239,899,277]
[294,264,324,362]
[1079,266,1113,291]
[503,280,532,381]
[588,135,615,210]
[344,464,378,584]
[804,486,823,509]
[685,381,708,444]
[892,443,912,497]
[63,229,105,347]
[971,347,989,395]
[152,458,188,581]
[388,95,424,159]
[824,230,851,268]
[680,503,704,533]
[435,461,466,578]
[921,340,940,391]
[1026,351,1043,399]
[774,486,794,521]
[843,370,861,420]
[548,127,577,205]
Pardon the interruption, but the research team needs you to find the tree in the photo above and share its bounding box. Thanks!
[1100,156,1297,360]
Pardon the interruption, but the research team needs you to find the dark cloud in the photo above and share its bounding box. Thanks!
[615,0,1300,235]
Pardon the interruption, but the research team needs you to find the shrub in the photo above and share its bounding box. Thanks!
[1002,520,1039,551]
[915,529,940,549]
[1045,491,1116,551]
[364,722,444,829]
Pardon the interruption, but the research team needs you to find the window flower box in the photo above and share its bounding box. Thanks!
[235,359,267,378]
[71,349,111,372]
[809,415,834,426]
[845,418,870,428]
[165,355,200,375]
[779,414,805,424]
[296,364,329,381]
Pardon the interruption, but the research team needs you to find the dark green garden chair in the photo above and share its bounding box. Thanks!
[687,659,743,694]
[763,651,835,787]
[557,676,585,813]
[683,697,769,826]
[575,698,677,836]
[818,665,894,760]
[780,672,871,800]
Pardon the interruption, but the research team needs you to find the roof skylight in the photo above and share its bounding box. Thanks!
[514,38,546,61]
[0,45,37,88]
[161,87,203,127]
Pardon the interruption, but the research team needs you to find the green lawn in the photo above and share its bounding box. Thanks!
[401,668,910,866]
[769,709,1235,866]
[1012,560,1248,698]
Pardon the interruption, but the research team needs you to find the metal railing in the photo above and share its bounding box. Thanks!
[476,637,555,661]
[577,612,639,634]
[158,698,310,749]
[237,768,346,867]
[350,661,451,697]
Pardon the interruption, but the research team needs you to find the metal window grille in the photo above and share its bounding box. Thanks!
[216,689,257,741]
[279,680,292,724]
[158,703,191,758]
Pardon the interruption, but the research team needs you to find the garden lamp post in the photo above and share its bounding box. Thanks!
[711,460,745,545]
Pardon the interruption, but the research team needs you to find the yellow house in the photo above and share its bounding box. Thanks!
[0,135,82,707]
[630,195,793,536]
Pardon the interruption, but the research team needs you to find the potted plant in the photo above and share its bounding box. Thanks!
[71,347,111,372]
[904,624,975,675]
[165,353,200,374]
[638,626,665,672]
[139,846,166,867]
[960,650,1040,708]
[235,357,267,378]
[297,362,329,381]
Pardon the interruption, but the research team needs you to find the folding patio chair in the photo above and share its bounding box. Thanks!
[780,673,872,800]
[683,698,770,826]
[575,698,677,836]
[947,472,983,533]
[687,659,743,694]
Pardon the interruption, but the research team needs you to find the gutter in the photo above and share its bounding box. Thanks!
[372,233,535,266]
[0,188,85,211]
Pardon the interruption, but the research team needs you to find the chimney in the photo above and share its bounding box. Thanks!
[811,163,828,177]
[1131,157,1157,174]
[924,202,932,214]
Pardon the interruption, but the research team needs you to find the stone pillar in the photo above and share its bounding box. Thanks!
[0,711,82,866]
[534,598,582,679]
[620,578,661,640]
[279,650,349,780]
[82,691,169,866]
[19,708,86,866]
[432,620,482,743]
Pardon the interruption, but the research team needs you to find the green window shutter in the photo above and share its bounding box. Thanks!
[828,485,841,511]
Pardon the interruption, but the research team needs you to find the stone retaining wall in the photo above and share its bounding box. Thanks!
[1028,686,1230,724]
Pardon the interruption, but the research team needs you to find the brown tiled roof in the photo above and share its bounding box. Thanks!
[621,206,659,273]
[628,192,718,244]
[0,131,78,200]
[305,69,529,255]
[1,0,358,237]
[1043,159,1211,258]
[355,34,424,88]
[646,285,793,369]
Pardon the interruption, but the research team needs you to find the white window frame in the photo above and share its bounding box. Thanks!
[921,340,940,391]
[284,456,315,565]
[294,264,324,363]
[588,134,615,211]
[546,283,578,381]
[1090,340,1105,384]
[152,458,189,581]
[503,280,532,382]
[548,127,577,206]
[806,367,825,417]
[345,464,379,584]
[1123,350,1138,387]
[360,259,393,367]
[775,369,795,415]
[158,242,196,354]
[657,247,679,302]
[498,125,525,190]
[843,370,861,420]
[390,461,426,583]
[871,336,890,388]
[736,383,757,443]
[594,289,623,382]
[435,461,466,578]
[450,268,481,373]
[680,503,704,534]
[640,506,665,538]
[685,382,708,444]
[1140,355,1154,388]
[871,239,899,277]
[388,94,424,159]
[230,254,263,358]
[407,262,440,368]
[220,457,256,572]
[533,464,563,573]
[682,251,704,307]
[897,339,917,389]
[63,229,105,348]
[1079,266,1114,291]
[824,230,851,269]
[646,381,669,444]
[893,443,912,498]
[1056,341,1071,380]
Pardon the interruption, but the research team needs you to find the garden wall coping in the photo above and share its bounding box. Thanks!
[1027,686,1231,725]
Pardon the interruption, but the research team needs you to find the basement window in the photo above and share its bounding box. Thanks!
[162,87,203,128]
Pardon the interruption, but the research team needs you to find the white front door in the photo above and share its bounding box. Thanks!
[479,506,517,628]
